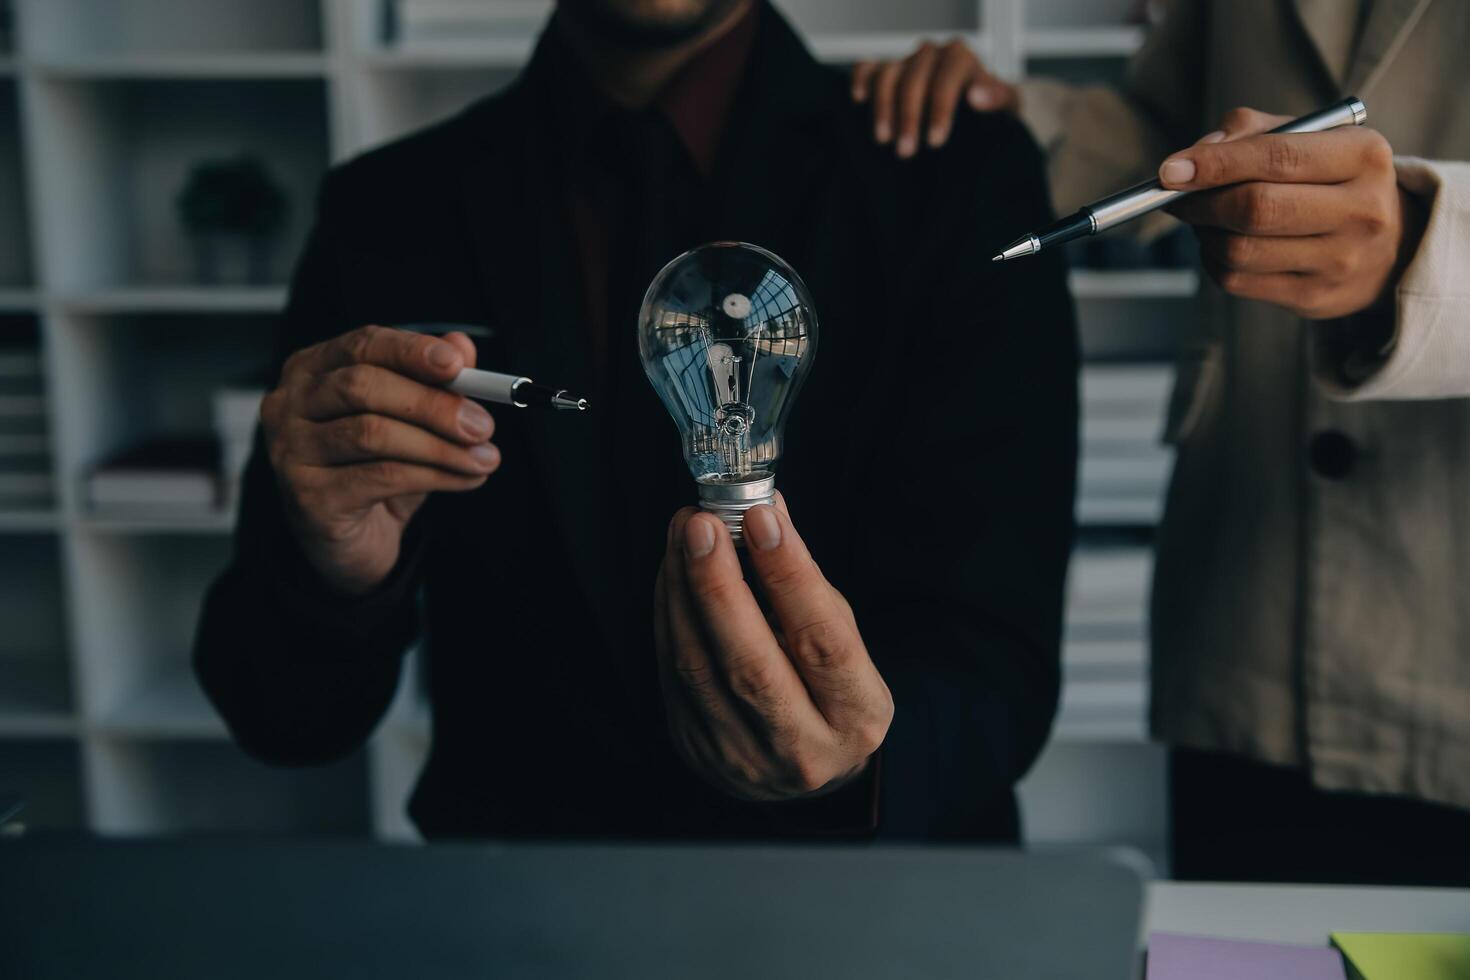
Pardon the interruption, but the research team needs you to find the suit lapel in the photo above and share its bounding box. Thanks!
[710,10,833,267]
[1343,0,1434,96]
[1292,0,1359,90]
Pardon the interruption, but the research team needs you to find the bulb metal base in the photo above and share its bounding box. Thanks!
[697,475,776,546]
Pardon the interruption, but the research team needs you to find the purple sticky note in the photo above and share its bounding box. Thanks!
[1147,932,1348,980]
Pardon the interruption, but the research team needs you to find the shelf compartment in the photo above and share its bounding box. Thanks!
[95,662,226,738]
[65,532,232,726]
[86,737,370,836]
[16,0,325,60]
[45,312,275,516]
[0,532,73,735]
[0,737,86,831]
[26,77,327,292]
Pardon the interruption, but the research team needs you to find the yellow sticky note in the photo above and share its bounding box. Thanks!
[1330,933,1470,980]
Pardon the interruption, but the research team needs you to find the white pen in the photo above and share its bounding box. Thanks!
[393,322,589,412]
[448,368,589,412]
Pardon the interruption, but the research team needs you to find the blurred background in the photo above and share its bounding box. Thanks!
[0,0,1187,855]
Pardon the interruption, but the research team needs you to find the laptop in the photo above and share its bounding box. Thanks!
[1,840,1143,979]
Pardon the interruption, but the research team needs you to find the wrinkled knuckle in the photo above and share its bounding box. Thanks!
[787,753,830,795]
[728,663,781,707]
[1296,281,1332,318]
[787,619,844,670]
[1217,269,1249,296]
[852,721,888,758]
[759,559,811,598]
[350,414,386,453]
[672,658,717,694]
[1362,131,1393,171]
[259,389,285,431]
[688,575,739,610]
[1221,234,1254,270]
[1241,184,1278,230]
[281,348,309,380]
[334,364,374,410]
[1266,138,1302,178]
[1221,106,1254,130]
[1323,247,1354,281]
[1358,201,1390,238]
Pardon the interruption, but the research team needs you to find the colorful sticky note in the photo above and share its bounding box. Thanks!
[1331,932,1470,980]
[1147,932,1347,979]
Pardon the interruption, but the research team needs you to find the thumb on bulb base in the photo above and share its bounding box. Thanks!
[697,474,776,547]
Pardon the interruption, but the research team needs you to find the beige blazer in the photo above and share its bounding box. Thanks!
[1020,0,1470,809]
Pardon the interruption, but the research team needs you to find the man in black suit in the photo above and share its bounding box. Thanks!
[194,0,1077,841]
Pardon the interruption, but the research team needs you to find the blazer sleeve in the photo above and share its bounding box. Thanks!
[192,178,427,767]
[1018,0,1205,227]
[1312,159,1470,400]
[863,115,1078,838]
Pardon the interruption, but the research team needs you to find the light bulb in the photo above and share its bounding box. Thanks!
[638,242,819,543]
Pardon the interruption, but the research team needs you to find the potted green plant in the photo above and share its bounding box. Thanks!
[176,154,289,285]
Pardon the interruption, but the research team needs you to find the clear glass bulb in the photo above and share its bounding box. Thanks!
[638,242,818,542]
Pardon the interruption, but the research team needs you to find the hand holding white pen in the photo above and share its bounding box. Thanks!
[447,367,588,412]
[261,326,500,595]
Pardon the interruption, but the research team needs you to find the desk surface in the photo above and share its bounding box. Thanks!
[1144,881,1470,943]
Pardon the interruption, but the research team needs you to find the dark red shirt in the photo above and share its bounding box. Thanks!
[552,4,760,399]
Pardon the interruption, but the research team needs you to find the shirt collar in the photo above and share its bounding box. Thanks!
[654,1,759,177]
[544,2,760,179]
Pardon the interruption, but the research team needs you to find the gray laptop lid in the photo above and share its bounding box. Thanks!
[2,841,1143,979]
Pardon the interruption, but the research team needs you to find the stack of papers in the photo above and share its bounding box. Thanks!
[0,341,54,511]
[1147,933,1346,979]
[1331,933,1470,980]
[1059,547,1151,739]
[1078,364,1173,525]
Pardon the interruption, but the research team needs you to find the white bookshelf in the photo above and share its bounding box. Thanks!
[0,0,1184,850]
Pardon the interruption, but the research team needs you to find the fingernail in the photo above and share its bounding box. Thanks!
[1160,157,1196,185]
[969,86,991,109]
[744,505,781,551]
[897,135,916,158]
[469,443,499,468]
[1197,130,1226,145]
[874,122,890,143]
[458,401,491,438]
[427,342,459,370]
[927,126,946,147]
[684,518,714,559]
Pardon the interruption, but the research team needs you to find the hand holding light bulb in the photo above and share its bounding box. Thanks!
[654,495,893,802]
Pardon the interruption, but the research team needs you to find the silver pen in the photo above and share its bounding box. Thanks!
[992,96,1368,262]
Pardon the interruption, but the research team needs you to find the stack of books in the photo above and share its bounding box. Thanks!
[0,331,53,513]
[88,436,220,513]
[1078,364,1174,526]
[386,0,552,47]
[1060,547,1151,740]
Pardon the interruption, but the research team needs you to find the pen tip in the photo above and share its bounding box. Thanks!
[991,253,1004,262]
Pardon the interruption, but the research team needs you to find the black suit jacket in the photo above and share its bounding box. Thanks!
[194,7,1078,842]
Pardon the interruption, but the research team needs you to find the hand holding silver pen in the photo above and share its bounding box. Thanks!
[996,97,1427,321]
